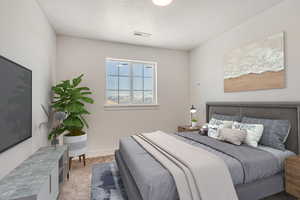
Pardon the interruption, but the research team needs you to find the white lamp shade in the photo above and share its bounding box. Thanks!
[190,105,197,113]
[190,109,197,114]
[152,0,173,6]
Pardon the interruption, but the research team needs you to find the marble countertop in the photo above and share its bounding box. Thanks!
[0,145,67,200]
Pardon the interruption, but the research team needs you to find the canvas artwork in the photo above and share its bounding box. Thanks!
[224,32,285,92]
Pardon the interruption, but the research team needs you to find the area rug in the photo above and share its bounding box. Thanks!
[91,162,127,200]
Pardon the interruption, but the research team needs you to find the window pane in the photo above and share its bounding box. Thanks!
[144,65,153,77]
[119,62,130,76]
[106,91,118,104]
[119,91,131,104]
[106,76,118,90]
[133,77,143,90]
[132,63,143,77]
[106,59,156,105]
[119,77,130,90]
[144,91,153,104]
[144,77,153,90]
[106,60,119,76]
[133,91,143,104]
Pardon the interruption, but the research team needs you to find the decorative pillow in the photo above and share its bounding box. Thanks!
[207,118,233,139]
[242,117,291,150]
[232,122,264,147]
[212,113,241,122]
[218,128,247,145]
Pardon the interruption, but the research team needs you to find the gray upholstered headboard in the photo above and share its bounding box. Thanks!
[206,102,300,154]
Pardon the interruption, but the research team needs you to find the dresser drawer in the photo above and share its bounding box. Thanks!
[37,175,51,200]
[37,164,59,200]
[286,182,300,198]
[50,163,59,200]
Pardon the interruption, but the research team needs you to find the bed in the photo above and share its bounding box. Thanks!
[115,102,300,200]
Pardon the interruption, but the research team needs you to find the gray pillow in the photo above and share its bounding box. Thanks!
[242,117,291,150]
[218,128,247,145]
[212,113,241,122]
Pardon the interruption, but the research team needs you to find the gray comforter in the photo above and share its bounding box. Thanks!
[119,132,283,200]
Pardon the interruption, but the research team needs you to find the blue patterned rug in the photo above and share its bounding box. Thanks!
[91,162,127,200]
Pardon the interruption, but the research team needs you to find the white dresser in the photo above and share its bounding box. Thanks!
[0,145,68,200]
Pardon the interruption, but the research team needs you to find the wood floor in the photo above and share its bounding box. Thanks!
[59,155,114,200]
[59,155,295,200]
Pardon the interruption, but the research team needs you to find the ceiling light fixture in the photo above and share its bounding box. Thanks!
[134,31,152,38]
[152,0,173,7]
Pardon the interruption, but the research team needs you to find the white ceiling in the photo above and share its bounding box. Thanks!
[38,0,284,50]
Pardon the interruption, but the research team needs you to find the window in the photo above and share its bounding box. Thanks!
[105,58,157,106]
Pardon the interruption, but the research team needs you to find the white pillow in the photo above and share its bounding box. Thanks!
[232,122,264,147]
[218,128,247,145]
[207,118,233,139]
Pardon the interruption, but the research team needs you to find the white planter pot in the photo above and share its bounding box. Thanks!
[191,122,197,127]
[63,133,87,157]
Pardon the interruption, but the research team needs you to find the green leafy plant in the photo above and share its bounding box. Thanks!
[192,119,198,122]
[48,74,94,140]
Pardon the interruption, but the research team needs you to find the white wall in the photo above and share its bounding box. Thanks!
[0,0,56,178]
[56,35,190,156]
[190,0,300,123]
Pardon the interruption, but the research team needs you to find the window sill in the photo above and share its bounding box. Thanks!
[104,104,160,111]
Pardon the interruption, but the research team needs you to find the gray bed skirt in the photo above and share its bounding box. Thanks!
[115,150,284,200]
[116,150,143,200]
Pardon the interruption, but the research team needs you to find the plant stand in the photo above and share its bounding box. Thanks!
[69,154,86,170]
[64,133,88,170]
[78,154,86,166]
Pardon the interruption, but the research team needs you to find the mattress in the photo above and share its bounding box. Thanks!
[119,132,295,200]
[116,150,285,200]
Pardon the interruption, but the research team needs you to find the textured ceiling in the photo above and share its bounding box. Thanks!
[38,0,284,50]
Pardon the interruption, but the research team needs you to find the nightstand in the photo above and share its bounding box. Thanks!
[285,155,300,198]
[177,125,201,132]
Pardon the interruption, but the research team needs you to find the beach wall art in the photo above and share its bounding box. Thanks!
[224,32,285,92]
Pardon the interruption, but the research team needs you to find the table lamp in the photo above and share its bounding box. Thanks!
[190,105,197,126]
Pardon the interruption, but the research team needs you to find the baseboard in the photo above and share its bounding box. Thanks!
[87,148,116,158]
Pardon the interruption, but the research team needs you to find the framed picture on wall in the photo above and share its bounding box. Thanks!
[224,32,285,92]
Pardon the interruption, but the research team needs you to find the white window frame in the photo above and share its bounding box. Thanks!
[104,58,158,109]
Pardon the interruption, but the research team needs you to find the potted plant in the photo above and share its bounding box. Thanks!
[191,119,198,127]
[48,74,94,157]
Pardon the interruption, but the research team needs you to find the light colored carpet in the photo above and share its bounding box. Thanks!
[59,155,114,200]
[59,155,295,200]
